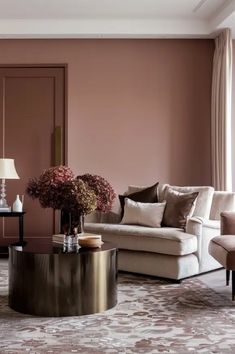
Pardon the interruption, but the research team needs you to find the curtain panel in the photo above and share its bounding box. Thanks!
[211,28,233,191]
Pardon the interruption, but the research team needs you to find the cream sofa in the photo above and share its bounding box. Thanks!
[84,184,235,280]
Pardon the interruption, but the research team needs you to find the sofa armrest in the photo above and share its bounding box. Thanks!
[186,217,221,272]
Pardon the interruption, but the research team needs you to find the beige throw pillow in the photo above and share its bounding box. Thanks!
[162,187,198,229]
[121,198,166,228]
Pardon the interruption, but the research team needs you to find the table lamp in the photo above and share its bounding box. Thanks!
[0,158,20,212]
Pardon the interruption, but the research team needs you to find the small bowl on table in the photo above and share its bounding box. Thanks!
[78,235,103,248]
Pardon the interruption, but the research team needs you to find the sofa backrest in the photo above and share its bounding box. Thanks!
[127,183,215,219]
[158,184,214,219]
[85,184,235,224]
[209,191,235,220]
[85,197,122,224]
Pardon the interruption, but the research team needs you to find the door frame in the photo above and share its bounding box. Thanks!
[0,64,68,240]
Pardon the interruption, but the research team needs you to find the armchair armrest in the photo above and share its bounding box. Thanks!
[186,217,221,272]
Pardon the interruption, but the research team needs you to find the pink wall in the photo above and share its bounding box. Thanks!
[0,39,213,193]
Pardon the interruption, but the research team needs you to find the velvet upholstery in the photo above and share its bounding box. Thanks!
[158,184,214,218]
[162,187,198,228]
[209,236,235,270]
[119,182,159,218]
[220,211,235,235]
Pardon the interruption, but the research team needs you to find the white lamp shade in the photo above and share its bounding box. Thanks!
[0,158,20,179]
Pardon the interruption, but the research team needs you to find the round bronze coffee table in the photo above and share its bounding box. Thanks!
[8,241,117,316]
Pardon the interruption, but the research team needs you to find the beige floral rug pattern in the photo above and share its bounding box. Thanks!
[1,260,235,353]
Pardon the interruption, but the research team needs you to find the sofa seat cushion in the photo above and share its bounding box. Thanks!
[84,222,197,256]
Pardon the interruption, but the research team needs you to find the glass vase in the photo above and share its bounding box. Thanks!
[61,210,84,236]
[77,214,84,234]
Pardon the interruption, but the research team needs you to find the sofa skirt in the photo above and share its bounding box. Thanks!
[118,250,199,280]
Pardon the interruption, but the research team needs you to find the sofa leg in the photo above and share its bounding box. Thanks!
[232,271,235,301]
[226,269,230,286]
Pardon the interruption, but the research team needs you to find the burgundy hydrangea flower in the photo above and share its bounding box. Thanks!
[27,167,115,218]
[26,166,97,215]
[77,173,116,212]
[38,166,74,187]
[26,178,40,199]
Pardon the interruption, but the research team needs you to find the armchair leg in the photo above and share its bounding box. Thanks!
[232,271,235,301]
[226,269,230,286]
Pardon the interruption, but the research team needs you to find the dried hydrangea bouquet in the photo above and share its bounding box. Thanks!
[26,166,116,238]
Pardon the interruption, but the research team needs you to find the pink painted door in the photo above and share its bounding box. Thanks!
[0,66,65,245]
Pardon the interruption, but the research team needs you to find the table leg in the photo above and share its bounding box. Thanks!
[19,215,24,243]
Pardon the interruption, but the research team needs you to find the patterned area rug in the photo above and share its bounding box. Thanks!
[1,261,235,354]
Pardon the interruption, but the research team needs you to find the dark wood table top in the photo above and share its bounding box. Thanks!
[9,240,117,255]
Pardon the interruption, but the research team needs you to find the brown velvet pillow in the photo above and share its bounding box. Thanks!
[162,188,198,229]
[119,182,159,218]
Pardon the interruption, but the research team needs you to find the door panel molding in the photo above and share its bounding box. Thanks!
[0,65,67,243]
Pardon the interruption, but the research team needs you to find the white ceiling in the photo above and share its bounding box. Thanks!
[0,0,234,38]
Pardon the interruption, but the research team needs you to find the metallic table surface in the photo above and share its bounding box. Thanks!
[8,242,117,316]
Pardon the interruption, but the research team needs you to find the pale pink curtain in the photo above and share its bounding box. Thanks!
[211,28,232,191]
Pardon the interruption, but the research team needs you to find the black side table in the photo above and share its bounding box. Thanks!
[0,211,26,256]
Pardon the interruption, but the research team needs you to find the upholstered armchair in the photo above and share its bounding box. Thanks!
[209,211,235,300]
[221,211,235,234]
[220,211,235,285]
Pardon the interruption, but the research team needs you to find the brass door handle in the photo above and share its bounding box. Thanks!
[54,126,63,166]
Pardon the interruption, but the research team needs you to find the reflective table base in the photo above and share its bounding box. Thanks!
[8,242,117,316]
